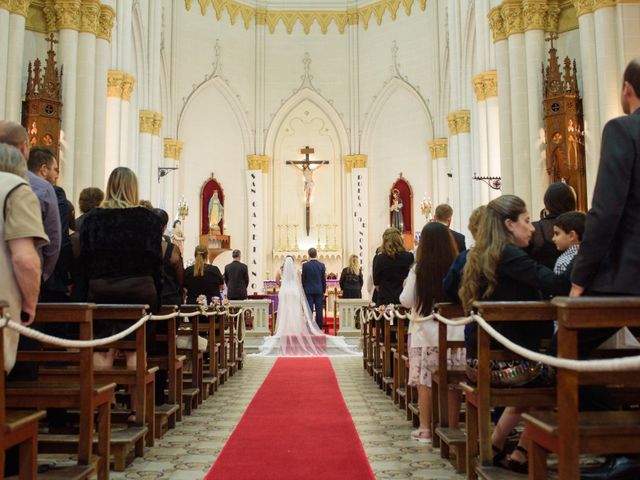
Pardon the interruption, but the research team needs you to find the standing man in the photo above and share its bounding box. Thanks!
[434,203,466,252]
[224,249,249,300]
[301,247,326,330]
[568,58,640,480]
[0,121,60,281]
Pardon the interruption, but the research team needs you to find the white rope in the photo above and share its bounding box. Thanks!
[433,312,474,326]
[150,311,180,321]
[0,314,151,348]
[178,310,201,318]
[470,313,640,372]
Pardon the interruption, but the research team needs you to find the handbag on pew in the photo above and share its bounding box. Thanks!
[465,358,555,387]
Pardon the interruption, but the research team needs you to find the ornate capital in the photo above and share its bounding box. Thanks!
[343,154,368,173]
[545,2,561,31]
[434,138,448,159]
[164,138,184,160]
[107,70,124,97]
[502,3,524,36]
[247,154,271,173]
[572,0,595,16]
[488,6,507,42]
[522,1,548,31]
[473,73,486,102]
[455,110,471,134]
[151,112,163,136]
[52,0,82,30]
[428,141,437,160]
[593,0,616,11]
[97,4,115,41]
[80,0,100,34]
[447,113,458,136]
[9,0,31,17]
[139,111,156,134]
[484,71,498,98]
[121,73,135,101]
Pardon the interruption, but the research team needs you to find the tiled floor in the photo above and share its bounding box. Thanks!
[98,356,465,479]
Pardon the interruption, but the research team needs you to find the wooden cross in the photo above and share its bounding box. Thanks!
[545,32,558,49]
[286,146,329,236]
[46,33,58,52]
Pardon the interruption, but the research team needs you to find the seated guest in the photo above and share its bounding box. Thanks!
[75,187,104,232]
[153,208,184,306]
[458,194,571,473]
[526,182,576,269]
[551,211,585,276]
[184,245,224,304]
[339,254,363,299]
[372,227,413,306]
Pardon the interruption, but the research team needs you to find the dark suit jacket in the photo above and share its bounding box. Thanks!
[224,260,249,299]
[301,259,326,294]
[572,108,640,294]
[450,229,466,253]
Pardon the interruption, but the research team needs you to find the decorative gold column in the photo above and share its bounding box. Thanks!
[343,154,367,173]
[164,139,184,161]
[429,138,449,204]
[138,110,162,200]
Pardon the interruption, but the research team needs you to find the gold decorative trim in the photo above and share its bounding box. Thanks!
[455,110,471,134]
[164,138,184,160]
[473,71,498,102]
[186,0,428,35]
[151,112,163,136]
[107,70,124,97]
[47,0,82,31]
[247,154,271,173]
[9,0,31,17]
[80,0,99,34]
[139,111,156,135]
[96,4,114,41]
[344,154,368,173]
[489,0,578,41]
[447,112,458,136]
[121,73,135,101]
[429,138,448,159]
[0,0,11,12]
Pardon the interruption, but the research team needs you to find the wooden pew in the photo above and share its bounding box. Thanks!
[392,310,410,407]
[358,307,370,373]
[524,297,640,480]
[235,309,246,371]
[6,303,113,480]
[372,314,384,386]
[463,301,557,480]
[197,309,219,397]
[148,305,181,437]
[176,305,202,413]
[431,302,467,473]
[0,300,46,480]
[381,312,397,395]
[215,310,229,385]
[226,307,238,377]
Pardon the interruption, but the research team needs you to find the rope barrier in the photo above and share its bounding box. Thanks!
[360,304,640,372]
[0,305,245,349]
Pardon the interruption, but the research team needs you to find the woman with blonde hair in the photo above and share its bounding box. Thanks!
[339,254,363,298]
[458,195,570,473]
[372,227,413,306]
[78,167,164,421]
[184,244,224,304]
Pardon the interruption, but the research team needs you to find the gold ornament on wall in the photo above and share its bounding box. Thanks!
[247,154,271,173]
[343,154,368,173]
[97,4,115,41]
[164,139,184,161]
[80,0,101,34]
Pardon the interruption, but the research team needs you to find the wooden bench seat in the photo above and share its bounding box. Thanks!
[178,305,204,405]
[392,312,409,406]
[435,427,467,473]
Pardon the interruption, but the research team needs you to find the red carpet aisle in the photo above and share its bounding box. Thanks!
[205,357,375,480]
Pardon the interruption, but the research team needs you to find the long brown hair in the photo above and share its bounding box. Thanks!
[381,227,406,257]
[414,222,458,316]
[193,245,208,277]
[459,195,527,312]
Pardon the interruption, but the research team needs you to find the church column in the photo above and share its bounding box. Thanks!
[344,155,368,270]
[255,9,266,153]
[489,6,514,195]
[473,75,490,205]
[593,3,620,126]
[74,0,101,196]
[0,1,12,119]
[455,110,473,233]
[247,155,270,294]
[484,72,501,200]
[347,8,360,151]
[147,0,163,207]
[92,4,115,189]
[428,142,440,203]
[4,0,30,121]
[447,114,460,226]
[432,139,449,205]
[138,111,162,201]
[574,4,600,199]
[118,74,135,166]
[105,70,124,175]
[163,138,183,217]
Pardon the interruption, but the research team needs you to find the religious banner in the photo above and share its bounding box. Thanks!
[246,170,264,294]
[351,168,369,277]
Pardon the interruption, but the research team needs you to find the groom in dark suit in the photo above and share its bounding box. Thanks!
[301,247,326,330]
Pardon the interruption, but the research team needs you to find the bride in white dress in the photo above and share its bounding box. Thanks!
[257,256,360,357]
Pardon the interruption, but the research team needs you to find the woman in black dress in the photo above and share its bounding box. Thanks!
[339,254,363,299]
[184,245,225,304]
[372,228,413,306]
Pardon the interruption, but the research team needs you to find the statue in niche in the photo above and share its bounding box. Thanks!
[208,190,224,234]
[171,219,185,256]
[390,188,404,232]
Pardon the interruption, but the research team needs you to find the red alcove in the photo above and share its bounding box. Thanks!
[200,177,225,236]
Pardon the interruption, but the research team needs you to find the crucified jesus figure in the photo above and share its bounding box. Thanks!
[286,146,329,206]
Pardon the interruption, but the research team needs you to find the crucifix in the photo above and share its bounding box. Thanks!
[286,146,329,236]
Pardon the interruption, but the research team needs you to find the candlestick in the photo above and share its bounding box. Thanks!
[285,224,291,250]
[323,224,330,249]
[316,224,321,249]
[293,224,299,250]
[332,224,338,250]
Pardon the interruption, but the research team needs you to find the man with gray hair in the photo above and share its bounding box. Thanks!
[224,249,249,300]
[0,121,60,281]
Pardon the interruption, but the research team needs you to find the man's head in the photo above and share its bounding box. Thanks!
[153,208,169,232]
[78,187,105,213]
[434,204,453,226]
[0,121,29,159]
[621,57,640,115]
[308,247,317,259]
[27,147,58,184]
[232,249,241,260]
[552,211,586,252]
[0,143,28,180]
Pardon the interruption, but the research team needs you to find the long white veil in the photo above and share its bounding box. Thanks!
[256,257,360,357]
